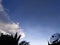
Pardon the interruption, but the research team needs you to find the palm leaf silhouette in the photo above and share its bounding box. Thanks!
[0,33,21,45]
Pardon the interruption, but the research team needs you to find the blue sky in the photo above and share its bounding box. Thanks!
[2,0,60,45]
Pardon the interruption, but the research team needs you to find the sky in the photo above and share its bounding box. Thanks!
[1,0,60,45]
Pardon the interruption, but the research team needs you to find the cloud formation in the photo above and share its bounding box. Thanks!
[0,0,25,39]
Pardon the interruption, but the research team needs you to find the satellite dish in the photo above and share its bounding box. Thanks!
[49,33,60,44]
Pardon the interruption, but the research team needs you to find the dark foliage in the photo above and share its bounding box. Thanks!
[19,41,30,45]
[0,33,21,45]
[0,33,30,45]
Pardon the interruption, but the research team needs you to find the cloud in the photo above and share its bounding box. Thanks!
[0,22,25,38]
[0,0,25,39]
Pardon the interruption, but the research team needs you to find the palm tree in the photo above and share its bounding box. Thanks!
[0,33,30,45]
[0,33,21,45]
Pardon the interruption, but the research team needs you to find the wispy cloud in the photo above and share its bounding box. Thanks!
[0,0,25,39]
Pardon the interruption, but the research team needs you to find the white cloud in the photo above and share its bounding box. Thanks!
[0,22,25,38]
[0,0,25,39]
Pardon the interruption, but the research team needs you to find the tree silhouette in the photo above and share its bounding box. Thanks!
[0,33,21,45]
[19,41,30,45]
[0,33,30,45]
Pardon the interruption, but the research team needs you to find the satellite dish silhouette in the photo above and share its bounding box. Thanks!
[49,33,60,44]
